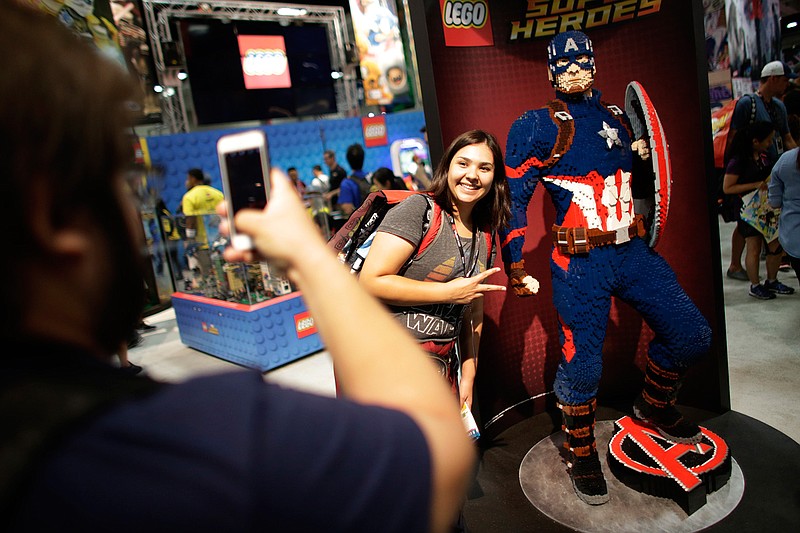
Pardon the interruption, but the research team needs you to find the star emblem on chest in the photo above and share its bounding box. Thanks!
[598,121,623,149]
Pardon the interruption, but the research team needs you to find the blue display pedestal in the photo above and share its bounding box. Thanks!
[172,291,323,372]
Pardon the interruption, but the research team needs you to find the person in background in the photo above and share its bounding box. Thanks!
[336,143,371,216]
[724,60,798,281]
[181,167,223,282]
[287,166,306,196]
[308,164,330,193]
[723,121,795,299]
[182,167,223,244]
[371,166,408,192]
[323,148,347,206]
[1,4,475,531]
[116,336,143,375]
[769,146,800,283]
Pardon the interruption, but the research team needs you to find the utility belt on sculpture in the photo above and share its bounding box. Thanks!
[552,214,646,255]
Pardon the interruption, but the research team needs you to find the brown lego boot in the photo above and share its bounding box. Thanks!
[559,399,609,505]
[633,359,702,444]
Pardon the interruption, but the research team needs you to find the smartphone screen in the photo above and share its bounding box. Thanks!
[224,147,268,216]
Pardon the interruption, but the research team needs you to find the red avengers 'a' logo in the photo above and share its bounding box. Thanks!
[608,416,729,492]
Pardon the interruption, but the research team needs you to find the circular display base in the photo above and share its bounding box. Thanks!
[519,421,745,532]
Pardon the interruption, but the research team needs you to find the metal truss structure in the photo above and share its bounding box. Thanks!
[141,0,358,133]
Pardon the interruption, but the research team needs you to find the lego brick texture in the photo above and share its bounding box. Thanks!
[172,292,323,372]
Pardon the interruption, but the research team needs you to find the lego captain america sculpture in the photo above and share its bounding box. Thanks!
[500,31,711,505]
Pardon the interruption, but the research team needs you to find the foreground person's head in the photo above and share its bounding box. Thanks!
[1,1,145,356]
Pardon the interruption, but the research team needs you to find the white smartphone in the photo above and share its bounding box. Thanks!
[217,129,271,250]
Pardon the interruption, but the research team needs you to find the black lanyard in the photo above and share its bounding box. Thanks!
[447,213,479,277]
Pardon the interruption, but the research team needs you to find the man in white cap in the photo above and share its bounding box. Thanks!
[727,60,797,165]
[722,60,797,281]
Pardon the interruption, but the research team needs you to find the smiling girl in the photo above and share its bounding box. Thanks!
[359,130,512,408]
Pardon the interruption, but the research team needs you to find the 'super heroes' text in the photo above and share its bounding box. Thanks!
[510,0,662,40]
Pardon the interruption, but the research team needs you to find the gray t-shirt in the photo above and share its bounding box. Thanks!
[376,194,492,342]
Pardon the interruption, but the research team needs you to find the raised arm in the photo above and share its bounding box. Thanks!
[218,169,475,533]
[501,110,546,297]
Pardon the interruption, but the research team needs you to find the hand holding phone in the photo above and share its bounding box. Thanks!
[217,129,271,250]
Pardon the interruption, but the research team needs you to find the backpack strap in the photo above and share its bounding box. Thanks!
[413,197,496,273]
[737,93,758,127]
[485,229,495,266]
[415,195,441,259]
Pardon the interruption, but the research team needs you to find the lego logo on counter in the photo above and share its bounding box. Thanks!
[443,0,489,28]
[295,311,317,338]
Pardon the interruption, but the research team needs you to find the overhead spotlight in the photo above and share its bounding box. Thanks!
[277,7,307,17]
[330,71,343,80]
[154,85,164,93]
[177,69,188,81]
[165,87,176,97]
[788,21,797,29]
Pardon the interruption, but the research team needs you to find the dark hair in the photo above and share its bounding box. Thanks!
[729,121,775,162]
[1,2,144,351]
[372,167,401,189]
[187,168,205,182]
[287,167,297,173]
[346,143,365,171]
[427,130,511,231]
[313,164,322,172]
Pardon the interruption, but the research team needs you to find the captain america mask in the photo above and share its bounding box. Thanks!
[547,31,596,94]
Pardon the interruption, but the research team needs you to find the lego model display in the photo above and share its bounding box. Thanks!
[169,213,295,305]
[164,212,321,372]
[500,31,714,506]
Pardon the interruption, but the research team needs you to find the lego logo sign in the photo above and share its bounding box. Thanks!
[440,0,494,47]
[294,311,317,339]
[361,116,388,148]
[243,49,288,77]
[238,35,292,89]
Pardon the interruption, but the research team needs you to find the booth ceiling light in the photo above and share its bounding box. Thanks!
[277,7,307,16]
[788,21,798,29]
[177,69,188,80]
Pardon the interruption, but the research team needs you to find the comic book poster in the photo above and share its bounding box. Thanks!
[350,0,413,110]
[740,179,780,242]
[27,0,161,123]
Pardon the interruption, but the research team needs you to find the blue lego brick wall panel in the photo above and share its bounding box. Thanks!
[143,110,426,212]
[171,292,323,372]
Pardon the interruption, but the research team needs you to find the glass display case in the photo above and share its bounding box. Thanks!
[160,212,323,372]
[165,213,295,305]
